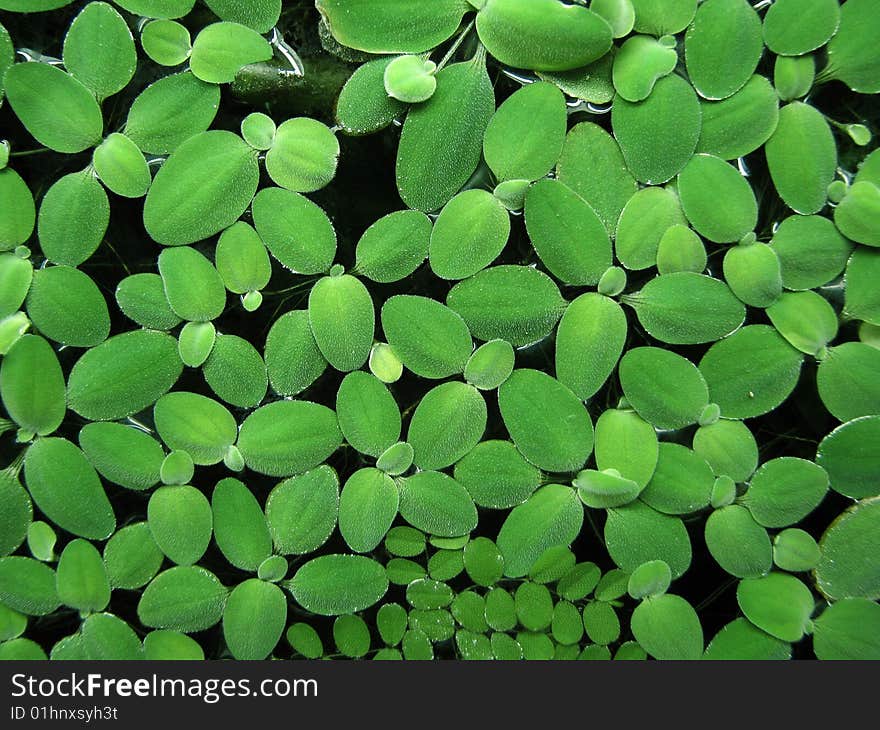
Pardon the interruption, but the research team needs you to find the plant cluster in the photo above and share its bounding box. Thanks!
[0,0,878,661]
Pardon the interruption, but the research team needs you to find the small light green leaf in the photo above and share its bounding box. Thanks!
[737,573,814,642]
[205,0,280,33]
[640,443,715,515]
[177,321,215,368]
[514,581,553,632]
[240,112,275,151]
[56,539,110,613]
[697,75,779,160]
[334,614,371,658]
[743,457,829,528]
[408,382,485,470]
[376,441,413,476]
[289,554,388,616]
[447,265,566,347]
[63,2,136,100]
[462,537,504,587]
[499,369,593,473]
[308,272,374,372]
[335,58,406,136]
[252,187,336,274]
[215,221,271,297]
[143,630,204,660]
[286,622,323,659]
[158,246,226,323]
[765,102,836,215]
[773,528,821,573]
[264,310,326,397]
[816,498,880,600]
[656,224,707,275]
[160,450,193,486]
[615,186,686,270]
[704,617,791,660]
[723,241,783,308]
[26,265,109,347]
[631,594,703,660]
[524,178,612,286]
[767,291,838,355]
[396,58,495,212]
[79,422,163,491]
[115,274,182,331]
[4,63,102,153]
[698,325,803,419]
[92,133,151,198]
[354,209,430,283]
[817,343,880,422]
[266,466,339,555]
[594,409,658,489]
[138,566,227,632]
[203,334,267,408]
[369,343,403,384]
[153,391,236,466]
[382,295,472,379]
[266,118,339,193]
[605,501,692,578]
[384,55,436,103]
[627,560,671,599]
[0,255,32,319]
[496,484,584,578]
[141,19,192,66]
[612,34,678,102]
[223,579,286,660]
[0,557,58,616]
[398,471,477,538]
[575,469,643,509]
[237,400,342,477]
[190,21,272,84]
[336,372,400,458]
[476,0,612,72]
[834,181,880,247]
[813,598,880,660]
[0,169,35,250]
[817,416,880,500]
[339,468,399,553]
[583,600,621,645]
[705,505,772,578]
[591,0,635,37]
[692,419,758,482]
[685,0,763,100]
[125,71,220,155]
[103,522,164,590]
[612,73,702,184]
[464,339,514,391]
[619,347,708,430]
[27,522,56,562]
[630,0,697,35]
[822,0,880,93]
[763,0,839,56]
[148,485,212,565]
[678,154,757,243]
[454,439,541,510]
[0,335,66,437]
[483,81,567,182]
[775,55,815,101]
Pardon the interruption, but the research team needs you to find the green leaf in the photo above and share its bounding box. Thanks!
[704,617,790,660]
[257,555,288,583]
[627,560,672,599]
[36,170,108,266]
[524,179,612,286]
[26,265,110,347]
[464,339,514,391]
[114,1,195,18]
[266,466,339,555]
[177,321,215,368]
[211,478,271,571]
[684,0,763,100]
[555,293,626,400]
[575,469,643,509]
[125,71,220,155]
[0,255,32,321]
[376,603,407,647]
[815,498,880,600]
[763,0,839,56]
[407,382,485,470]
[24,437,115,540]
[774,55,815,102]
[556,121,637,235]
[823,0,880,93]
[115,274,182,331]
[158,247,230,321]
[396,58,495,212]
[376,441,413,476]
[336,372,400,458]
[514,581,553,631]
[591,0,635,38]
[462,537,503,587]
[335,58,406,136]
[631,594,703,660]
[145,131,259,246]
[611,73,702,184]
[765,102,836,215]
[0,557,58,616]
[834,181,880,247]
[615,186,686,271]
[203,336,267,407]
[692,419,759,482]
[813,598,880,660]
[447,265,565,347]
[289,554,388,616]
[817,343,880,422]
[141,19,192,66]
[286,622,323,659]
[138,566,227,632]
[223,579,286,660]
[594,408,658,488]
[767,290,837,355]
[339,468,399,553]
[698,325,803,419]
[612,34,678,103]
[605,501,692,578]
[103,522,164,590]
[704,505,772,578]
[266,118,339,193]
[308,272,374,372]
[383,55,436,103]
[737,573,814,642]
[334,614,371,658]
[551,600,584,645]
[382,295,473,379]
[743,457,829,528]
[697,75,779,160]
[817,416,880,499]
[92,133,151,198]
[56,539,110,613]
[454,439,541,510]
[407,578,454,610]
[845,247,880,324]
[190,21,272,84]
[0,22,11,104]
[215,222,271,297]
[160,450,193,486]
[264,310,326,397]
[316,0,467,54]
[630,0,697,35]
[619,347,709,430]
[773,528,821,573]
[0,335,65,437]
[476,0,612,72]
[0,638,45,660]
[485,587,517,631]
[0,469,31,558]
[723,241,783,309]
[148,485,212,565]
[205,0,280,33]
[385,526,426,558]
[143,630,204,660]
[536,53,615,105]
[583,600,621,645]
[27,521,56,562]
[237,401,342,477]
[496,484,584,578]
[429,189,510,280]
[640,443,715,515]
[4,63,102,153]
[354,210,431,283]
[79,422,163,491]
[499,369,593,473]
[240,112,275,151]
[656,225,708,275]
[398,471,477,537]
[678,154,757,243]
[63,2,136,100]
[483,81,567,182]
[252,187,336,274]
[0,169,35,250]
